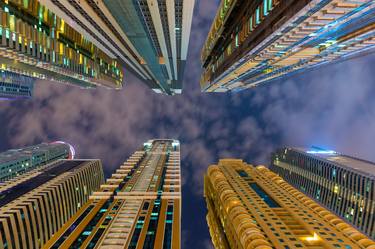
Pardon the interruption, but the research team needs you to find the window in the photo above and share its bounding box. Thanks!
[163,205,174,249]
[256,7,260,24]
[128,217,145,249]
[249,183,280,208]
[237,170,248,177]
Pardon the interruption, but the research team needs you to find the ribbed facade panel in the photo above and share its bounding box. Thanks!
[0,159,104,249]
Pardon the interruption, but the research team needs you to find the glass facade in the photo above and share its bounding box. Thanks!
[0,142,72,181]
[103,0,195,95]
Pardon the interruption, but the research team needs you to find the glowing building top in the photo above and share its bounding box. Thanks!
[271,147,375,239]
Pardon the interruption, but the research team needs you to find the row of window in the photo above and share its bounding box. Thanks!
[0,150,68,181]
[0,2,122,83]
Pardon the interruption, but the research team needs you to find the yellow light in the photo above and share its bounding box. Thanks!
[334,185,339,193]
[305,233,320,241]
[60,19,65,33]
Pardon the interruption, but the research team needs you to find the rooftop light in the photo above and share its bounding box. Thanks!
[306,150,336,155]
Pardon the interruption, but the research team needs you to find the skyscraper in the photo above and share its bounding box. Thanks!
[26,0,195,95]
[270,147,375,239]
[101,0,195,95]
[204,159,375,249]
[0,0,124,96]
[0,71,33,100]
[44,139,181,249]
[0,159,104,249]
[0,141,75,181]
[200,0,375,93]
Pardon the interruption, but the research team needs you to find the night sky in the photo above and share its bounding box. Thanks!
[1,1,375,248]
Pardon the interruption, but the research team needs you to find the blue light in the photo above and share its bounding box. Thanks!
[306,150,337,155]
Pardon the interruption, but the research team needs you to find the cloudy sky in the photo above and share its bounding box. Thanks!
[1,0,375,248]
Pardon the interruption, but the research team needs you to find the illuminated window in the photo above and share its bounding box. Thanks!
[333,185,339,193]
[263,0,268,16]
[268,0,273,10]
[256,7,260,24]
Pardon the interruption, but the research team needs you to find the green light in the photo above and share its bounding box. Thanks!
[256,8,260,25]
[268,0,273,11]
[263,0,268,16]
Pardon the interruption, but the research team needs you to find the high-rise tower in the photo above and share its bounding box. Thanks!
[101,0,195,95]
[44,139,181,249]
[0,141,74,181]
[42,0,195,95]
[201,0,375,92]
[0,159,104,249]
[204,159,375,249]
[0,0,124,97]
[0,0,195,97]
[270,147,375,239]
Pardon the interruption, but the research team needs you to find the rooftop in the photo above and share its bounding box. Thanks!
[0,143,69,164]
[294,147,375,177]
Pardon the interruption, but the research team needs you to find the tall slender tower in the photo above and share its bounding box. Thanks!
[0,159,105,249]
[101,0,195,95]
[0,141,75,181]
[204,159,375,249]
[44,139,181,249]
[270,147,375,239]
[201,0,375,93]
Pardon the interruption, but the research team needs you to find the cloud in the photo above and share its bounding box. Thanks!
[1,56,375,191]
[252,56,375,162]
[0,1,375,248]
